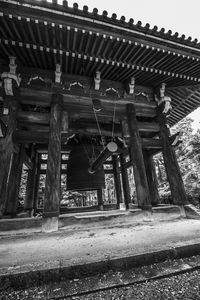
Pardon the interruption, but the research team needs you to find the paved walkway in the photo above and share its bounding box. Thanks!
[1,218,200,278]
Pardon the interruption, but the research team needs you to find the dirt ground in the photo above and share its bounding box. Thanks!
[1,219,200,275]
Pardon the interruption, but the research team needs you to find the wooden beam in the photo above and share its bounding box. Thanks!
[17,111,50,124]
[0,97,18,216]
[141,138,162,149]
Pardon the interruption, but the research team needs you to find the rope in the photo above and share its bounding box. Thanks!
[111,100,117,141]
[93,107,105,149]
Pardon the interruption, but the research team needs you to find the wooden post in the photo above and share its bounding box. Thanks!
[24,153,38,217]
[120,153,131,210]
[5,145,25,216]
[126,104,151,210]
[97,188,103,211]
[157,109,187,205]
[143,150,160,206]
[33,153,41,213]
[0,96,17,217]
[42,94,62,232]
[112,155,123,209]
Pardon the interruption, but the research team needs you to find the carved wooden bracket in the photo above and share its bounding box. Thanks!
[55,64,62,84]
[68,81,84,91]
[155,82,172,114]
[94,71,101,90]
[27,76,45,86]
[129,76,135,94]
[104,87,120,98]
[1,57,21,96]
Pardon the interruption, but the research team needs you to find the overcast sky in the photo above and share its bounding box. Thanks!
[64,0,200,130]
[66,0,200,40]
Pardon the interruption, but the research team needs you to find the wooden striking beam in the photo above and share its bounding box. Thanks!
[88,142,118,174]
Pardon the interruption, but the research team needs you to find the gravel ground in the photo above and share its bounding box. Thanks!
[1,262,200,299]
[75,271,200,300]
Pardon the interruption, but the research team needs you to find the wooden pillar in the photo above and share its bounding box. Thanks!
[24,153,38,217]
[120,153,131,210]
[42,94,62,232]
[33,153,41,213]
[0,96,17,217]
[97,188,103,211]
[112,155,123,209]
[126,104,151,210]
[157,109,187,205]
[143,150,160,206]
[5,145,25,216]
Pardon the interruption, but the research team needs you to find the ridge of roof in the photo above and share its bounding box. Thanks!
[10,0,199,50]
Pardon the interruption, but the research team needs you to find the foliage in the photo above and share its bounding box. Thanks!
[154,117,200,205]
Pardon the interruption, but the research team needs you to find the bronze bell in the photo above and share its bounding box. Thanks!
[67,144,105,191]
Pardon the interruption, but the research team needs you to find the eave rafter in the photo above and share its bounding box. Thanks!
[0,9,200,86]
[0,38,199,86]
[167,85,200,126]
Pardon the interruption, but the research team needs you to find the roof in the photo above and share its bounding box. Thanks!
[0,0,200,125]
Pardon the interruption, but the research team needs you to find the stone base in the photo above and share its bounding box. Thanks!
[98,205,104,211]
[142,210,153,222]
[179,205,186,218]
[119,203,126,210]
[184,204,200,219]
[42,216,58,233]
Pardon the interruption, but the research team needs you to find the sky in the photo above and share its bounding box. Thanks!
[60,0,200,131]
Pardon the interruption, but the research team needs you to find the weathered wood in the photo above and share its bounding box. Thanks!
[0,97,17,216]
[97,188,103,211]
[5,145,25,216]
[120,153,131,210]
[24,153,38,214]
[33,153,41,212]
[143,150,160,206]
[42,93,62,232]
[141,138,162,149]
[127,104,151,209]
[17,111,50,124]
[13,130,49,144]
[24,152,33,170]
[157,110,187,205]
[112,155,123,208]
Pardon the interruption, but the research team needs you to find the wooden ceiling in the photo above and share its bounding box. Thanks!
[0,0,200,125]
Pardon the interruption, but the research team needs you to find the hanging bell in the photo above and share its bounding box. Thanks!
[67,144,105,191]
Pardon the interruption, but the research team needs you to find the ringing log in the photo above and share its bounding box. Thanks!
[88,141,118,174]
